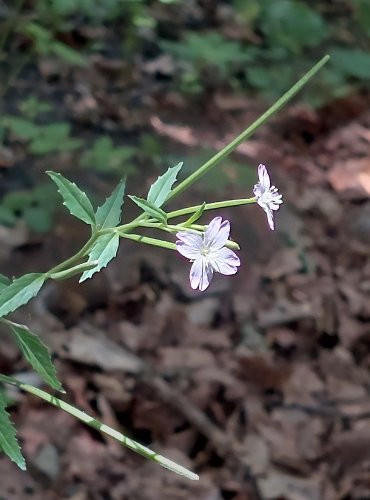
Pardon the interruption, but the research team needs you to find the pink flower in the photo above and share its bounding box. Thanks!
[253,164,283,230]
[176,217,240,291]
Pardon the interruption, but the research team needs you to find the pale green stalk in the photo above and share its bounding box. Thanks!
[167,197,257,219]
[118,231,177,250]
[138,222,203,233]
[135,223,240,250]
[166,55,330,203]
[0,374,198,481]
[48,220,145,276]
[47,232,100,275]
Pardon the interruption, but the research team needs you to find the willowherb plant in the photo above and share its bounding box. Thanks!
[0,55,329,481]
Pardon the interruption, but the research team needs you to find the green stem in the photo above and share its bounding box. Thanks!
[166,55,330,203]
[126,224,240,250]
[0,374,198,481]
[103,219,146,235]
[118,232,177,251]
[138,222,203,233]
[167,197,257,220]
[47,219,145,277]
[47,232,99,276]
[49,260,99,280]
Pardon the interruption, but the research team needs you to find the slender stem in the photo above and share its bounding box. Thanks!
[47,232,99,276]
[42,57,330,276]
[139,222,203,233]
[166,55,330,203]
[50,260,99,280]
[104,219,146,235]
[48,218,147,276]
[118,232,177,251]
[125,224,240,250]
[0,374,199,481]
[167,197,257,220]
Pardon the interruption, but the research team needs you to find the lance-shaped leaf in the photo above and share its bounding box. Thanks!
[0,392,26,470]
[147,162,183,208]
[183,202,206,226]
[129,196,167,223]
[79,232,119,282]
[8,322,63,392]
[96,178,126,229]
[47,171,96,226]
[0,273,46,318]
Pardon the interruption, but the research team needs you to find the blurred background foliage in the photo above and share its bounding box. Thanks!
[0,0,369,232]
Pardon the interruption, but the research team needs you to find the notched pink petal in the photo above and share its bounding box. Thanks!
[189,258,202,290]
[270,203,281,211]
[208,219,230,249]
[265,208,274,230]
[253,183,263,198]
[211,248,240,275]
[204,217,222,246]
[256,197,266,210]
[190,257,213,291]
[176,241,200,260]
[258,164,270,190]
[176,231,202,248]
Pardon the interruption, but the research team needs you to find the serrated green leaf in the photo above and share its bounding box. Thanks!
[47,171,96,226]
[0,392,26,470]
[129,196,167,222]
[79,232,119,282]
[147,162,183,207]
[0,273,45,318]
[96,178,126,229]
[9,322,63,392]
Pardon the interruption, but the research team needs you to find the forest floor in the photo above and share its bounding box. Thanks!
[1,85,370,499]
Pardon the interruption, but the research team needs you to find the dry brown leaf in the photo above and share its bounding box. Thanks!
[282,363,325,406]
[158,347,216,373]
[238,352,291,390]
[57,328,143,373]
[258,469,323,500]
[326,427,370,476]
[328,158,370,199]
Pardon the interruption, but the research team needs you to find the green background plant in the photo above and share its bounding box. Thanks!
[0,0,366,237]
